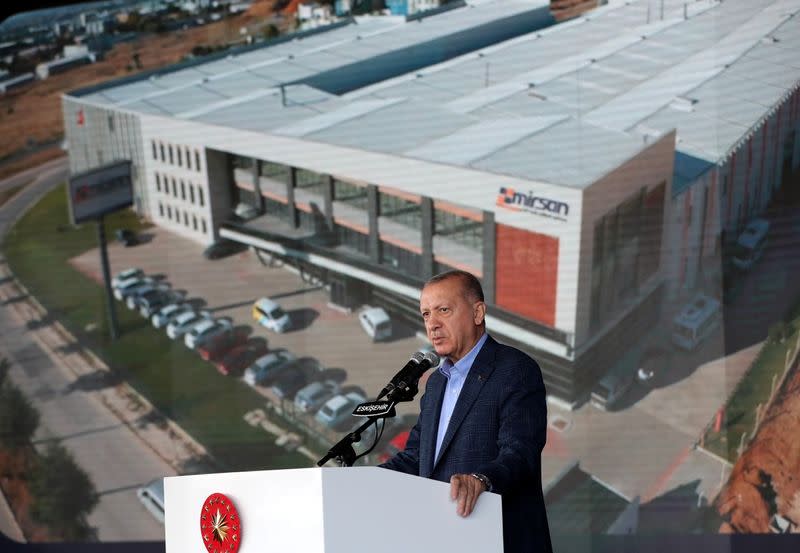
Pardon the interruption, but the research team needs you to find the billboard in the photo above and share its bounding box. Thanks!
[67,160,133,225]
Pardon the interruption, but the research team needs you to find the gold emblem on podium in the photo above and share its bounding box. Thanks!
[200,493,241,553]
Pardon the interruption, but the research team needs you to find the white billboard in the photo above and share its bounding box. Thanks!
[67,160,133,225]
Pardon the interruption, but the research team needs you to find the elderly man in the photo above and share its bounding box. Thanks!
[380,270,552,553]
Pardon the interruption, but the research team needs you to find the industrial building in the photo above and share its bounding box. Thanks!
[62,0,800,403]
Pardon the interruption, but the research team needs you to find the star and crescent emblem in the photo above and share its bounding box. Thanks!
[200,493,241,553]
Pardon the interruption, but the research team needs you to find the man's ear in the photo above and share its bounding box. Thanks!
[474,302,487,325]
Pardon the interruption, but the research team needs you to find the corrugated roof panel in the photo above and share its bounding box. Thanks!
[308,100,472,155]
[474,118,645,187]
[201,71,279,98]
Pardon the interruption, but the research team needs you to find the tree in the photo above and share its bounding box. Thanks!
[29,443,98,540]
[0,379,40,449]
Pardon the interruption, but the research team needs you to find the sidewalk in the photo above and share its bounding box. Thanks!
[0,265,216,477]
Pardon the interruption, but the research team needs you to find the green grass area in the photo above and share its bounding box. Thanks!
[0,184,24,207]
[703,312,800,462]
[2,184,309,471]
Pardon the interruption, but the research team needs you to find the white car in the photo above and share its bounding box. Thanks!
[111,267,143,288]
[166,311,208,340]
[358,307,392,342]
[151,303,191,329]
[184,318,232,349]
[126,283,168,310]
[113,276,154,301]
[315,392,366,428]
[252,297,291,333]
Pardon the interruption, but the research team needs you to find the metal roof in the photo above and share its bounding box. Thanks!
[72,0,800,189]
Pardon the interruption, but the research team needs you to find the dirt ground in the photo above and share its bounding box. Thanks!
[0,0,281,171]
[716,361,800,533]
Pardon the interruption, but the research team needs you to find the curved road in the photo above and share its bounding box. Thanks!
[0,157,172,542]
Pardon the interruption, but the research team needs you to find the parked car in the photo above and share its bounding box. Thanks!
[590,370,634,411]
[294,380,339,414]
[115,228,139,247]
[152,303,192,329]
[243,350,296,386]
[138,289,180,318]
[252,297,291,333]
[166,311,209,340]
[271,357,320,401]
[215,341,269,376]
[316,392,367,429]
[358,307,392,342]
[198,330,248,363]
[184,318,232,349]
[136,478,164,524]
[126,284,170,310]
[112,267,143,288]
[113,276,154,301]
[202,239,247,260]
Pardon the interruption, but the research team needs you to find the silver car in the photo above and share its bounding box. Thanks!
[152,303,192,329]
[166,311,209,340]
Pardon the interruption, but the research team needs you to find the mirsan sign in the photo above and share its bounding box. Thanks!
[495,187,570,222]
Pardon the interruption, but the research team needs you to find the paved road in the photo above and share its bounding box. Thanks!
[0,159,171,541]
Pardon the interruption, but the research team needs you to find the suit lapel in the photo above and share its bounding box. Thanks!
[432,336,498,472]
[420,372,446,478]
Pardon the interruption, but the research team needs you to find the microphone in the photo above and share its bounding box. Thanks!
[376,350,440,401]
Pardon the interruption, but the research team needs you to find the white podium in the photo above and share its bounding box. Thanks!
[164,467,503,553]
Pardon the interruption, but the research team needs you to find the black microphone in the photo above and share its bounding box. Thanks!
[376,351,440,401]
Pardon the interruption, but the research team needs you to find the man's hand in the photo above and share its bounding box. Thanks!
[450,473,486,517]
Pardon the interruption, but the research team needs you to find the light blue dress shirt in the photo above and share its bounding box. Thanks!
[434,332,488,463]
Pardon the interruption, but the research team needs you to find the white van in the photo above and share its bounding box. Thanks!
[671,293,721,350]
[358,307,392,342]
[136,478,165,524]
[252,297,291,333]
[732,218,770,270]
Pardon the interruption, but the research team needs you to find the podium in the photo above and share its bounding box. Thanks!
[165,466,503,552]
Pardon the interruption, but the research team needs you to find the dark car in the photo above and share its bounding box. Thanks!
[271,357,320,401]
[197,330,248,362]
[216,341,269,376]
[115,228,139,247]
[202,240,248,260]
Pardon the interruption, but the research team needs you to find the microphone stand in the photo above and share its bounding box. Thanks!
[316,382,419,467]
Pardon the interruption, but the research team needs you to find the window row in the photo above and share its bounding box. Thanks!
[154,173,205,207]
[152,140,202,172]
[158,203,208,234]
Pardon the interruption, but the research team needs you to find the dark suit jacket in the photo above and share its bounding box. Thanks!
[381,335,552,553]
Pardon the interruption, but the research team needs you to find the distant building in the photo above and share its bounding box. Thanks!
[386,0,440,16]
[63,44,89,58]
[0,73,35,94]
[36,52,96,80]
[334,0,351,16]
[297,2,334,27]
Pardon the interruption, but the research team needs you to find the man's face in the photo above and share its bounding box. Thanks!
[419,277,486,362]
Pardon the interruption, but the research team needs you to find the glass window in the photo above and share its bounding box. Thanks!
[259,160,290,183]
[158,203,164,217]
[201,218,207,233]
[151,140,157,160]
[380,192,421,230]
[193,215,197,230]
[177,147,182,167]
[295,168,327,196]
[155,173,161,192]
[168,145,174,165]
[198,187,204,207]
[333,178,367,210]
[186,147,192,170]
[160,143,165,161]
[180,180,186,200]
[195,150,201,171]
[167,205,172,219]
[189,184,195,204]
[434,207,483,251]
[232,155,253,170]
[172,178,177,197]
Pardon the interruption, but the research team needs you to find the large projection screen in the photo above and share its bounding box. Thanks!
[67,160,133,225]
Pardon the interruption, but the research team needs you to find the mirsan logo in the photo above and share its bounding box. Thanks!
[496,187,570,221]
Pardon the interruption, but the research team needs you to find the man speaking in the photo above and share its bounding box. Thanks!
[380,270,552,553]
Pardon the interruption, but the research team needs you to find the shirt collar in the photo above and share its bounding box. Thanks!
[439,332,488,379]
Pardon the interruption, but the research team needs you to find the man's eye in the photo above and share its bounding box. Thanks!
[440,307,449,313]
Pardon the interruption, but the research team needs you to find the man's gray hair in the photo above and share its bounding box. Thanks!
[424,270,485,303]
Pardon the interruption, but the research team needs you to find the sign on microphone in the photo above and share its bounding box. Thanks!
[352,401,396,417]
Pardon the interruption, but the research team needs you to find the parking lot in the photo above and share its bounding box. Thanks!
[69,226,430,444]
